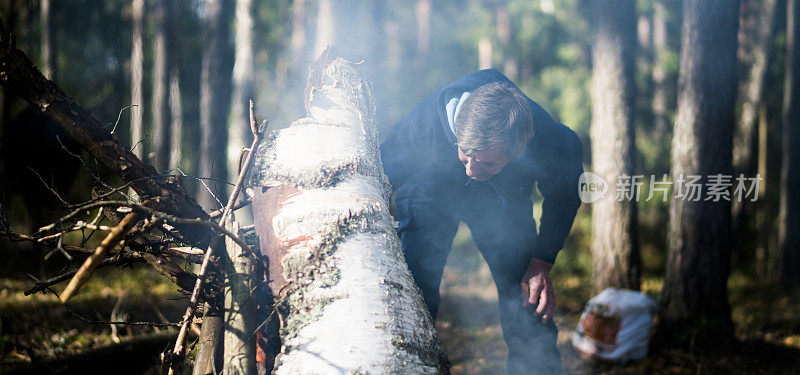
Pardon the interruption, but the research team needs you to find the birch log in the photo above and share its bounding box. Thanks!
[250,50,448,374]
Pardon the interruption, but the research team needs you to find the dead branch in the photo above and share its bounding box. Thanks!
[60,211,142,302]
[34,200,250,253]
[0,19,210,243]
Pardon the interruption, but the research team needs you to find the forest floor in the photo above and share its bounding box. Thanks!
[1,223,800,374]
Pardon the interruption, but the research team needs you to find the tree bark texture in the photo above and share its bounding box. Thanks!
[130,0,144,159]
[250,51,448,374]
[590,0,641,291]
[779,0,800,289]
[228,0,255,185]
[198,0,233,211]
[657,0,739,349]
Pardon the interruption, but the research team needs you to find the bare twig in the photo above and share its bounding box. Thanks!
[65,304,179,328]
[168,100,267,372]
[27,167,70,206]
[110,104,136,135]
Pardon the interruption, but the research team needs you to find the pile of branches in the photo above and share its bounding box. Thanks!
[0,18,271,374]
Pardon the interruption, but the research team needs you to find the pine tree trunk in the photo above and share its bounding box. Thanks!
[151,0,169,172]
[414,0,431,72]
[590,0,640,291]
[735,0,776,177]
[312,0,333,58]
[651,1,671,142]
[290,0,306,69]
[250,51,448,374]
[656,0,739,350]
[228,0,255,185]
[168,72,182,171]
[198,0,233,211]
[168,1,182,171]
[39,0,53,80]
[495,1,517,80]
[733,0,777,251]
[779,0,800,289]
[130,0,145,159]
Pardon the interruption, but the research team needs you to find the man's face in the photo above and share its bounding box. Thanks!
[457,144,512,181]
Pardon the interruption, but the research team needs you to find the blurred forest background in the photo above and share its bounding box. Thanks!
[1,0,799,374]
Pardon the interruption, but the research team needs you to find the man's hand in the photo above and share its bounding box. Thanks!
[520,258,556,324]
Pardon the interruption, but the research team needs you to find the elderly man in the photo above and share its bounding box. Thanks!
[380,69,583,374]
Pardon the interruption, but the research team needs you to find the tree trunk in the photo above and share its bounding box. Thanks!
[151,0,169,172]
[39,0,53,80]
[168,0,182,171]
[312,0,333,58]
[198,0,233,211]
[414,0,431,72]
[169,71,183,171]
[228,0,255,185]
[130,0,145,159]
[590,0,640,291]
[735,0,776,177]
[222,221,257,374]
[495,1,517,80]
[655,0,739,350]
[779,0,800,290]
[651,0,676,148]
[733,0,777,254]
[289,0,306,69]
[193,304,224,375]
[250,51,448,374]
[478,37,493,70]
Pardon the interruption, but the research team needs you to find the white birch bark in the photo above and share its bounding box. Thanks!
[250,52,448,374]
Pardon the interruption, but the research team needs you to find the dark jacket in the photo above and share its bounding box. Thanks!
[380,69,583,264]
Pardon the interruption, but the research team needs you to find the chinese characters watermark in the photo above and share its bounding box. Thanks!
[578,172,762,204]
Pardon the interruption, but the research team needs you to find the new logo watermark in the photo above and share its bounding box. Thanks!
[577,172,762,204]
[579,172,608,203]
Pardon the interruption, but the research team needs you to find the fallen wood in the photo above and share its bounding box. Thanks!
[251,49,449,374]
[59,211,141,302]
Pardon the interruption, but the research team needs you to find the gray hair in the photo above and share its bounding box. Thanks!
[454,81,535,158]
